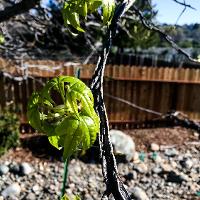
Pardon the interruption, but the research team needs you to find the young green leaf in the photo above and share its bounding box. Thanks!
[102,0,115,25]
[62,0,115,32]
[27,76,100,160]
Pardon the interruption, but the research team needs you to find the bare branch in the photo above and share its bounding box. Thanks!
[172,0,196,10]
[175,0,187,24]
[132,5,200,64]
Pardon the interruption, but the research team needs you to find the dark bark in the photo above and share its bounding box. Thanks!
[90,2,133,200]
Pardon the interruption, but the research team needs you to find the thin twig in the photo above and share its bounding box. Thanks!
[172,0,196,10]
[132,5,199,64]
[175,0,187,24]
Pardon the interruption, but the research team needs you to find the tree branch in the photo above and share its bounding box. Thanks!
[0,0,40,23]
[132,5,200,64]
[90,1,136,200]
[172,0,195,10]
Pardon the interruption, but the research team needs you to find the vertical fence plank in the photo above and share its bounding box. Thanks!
[2,62,200,129]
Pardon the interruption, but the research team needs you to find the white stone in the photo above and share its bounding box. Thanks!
[32,184,40,193]
[170,161,177,168]
[154,155,163,163]
[20,162,33,175]
[132,186,149,200]
[193,132,199,138]
[0,165,9,175]
[150,143,160,151]
[134,163,148,174]
[164,148,178,157]
[184,159,193,169]
[161,163,173,172]
[133,152,140,163]
[110,129,135,162]
[1,183,21,198]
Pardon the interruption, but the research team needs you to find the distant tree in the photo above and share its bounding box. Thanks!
[113,0,160,53]
[0,0,162,59]
[160,24,200,49]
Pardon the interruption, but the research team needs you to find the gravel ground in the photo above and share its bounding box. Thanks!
[0,127,200,200]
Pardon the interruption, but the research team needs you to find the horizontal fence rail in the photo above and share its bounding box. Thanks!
[1,58,200,130]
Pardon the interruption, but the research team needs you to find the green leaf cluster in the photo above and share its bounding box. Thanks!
[27,76,99,160]
[62,0,115,32]
[0,111,20,156]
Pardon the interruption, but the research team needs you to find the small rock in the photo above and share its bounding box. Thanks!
[153,155,163,163]
[170,161,177,168]
[132,186,149,200]
[49,184,56,191]
[9,164,20,174]
[193,132,199,138]
[1,183,21,198]
[84,193,93,200]
[180,158,193,169]
[26,193,36,200]
[166,171,184,184]
[179,173,189,182]
[164,148,178,157]
[152,166,162,174]
[189,183,198,192]
[150,143,159,151]
[73,165,82,174]
[69,183,76,190]
[32,184,41,193]
[20,162,33,175]
[110,130,135,162]
[134,163,148,174]
[0,164,9,175]
[161,163,173,172]
[133,152,140,163]
[190,172,199,182]
[124,172,137,181]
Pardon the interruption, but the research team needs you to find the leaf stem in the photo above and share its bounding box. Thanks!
[60,68,81,199]
[60,158,69,199]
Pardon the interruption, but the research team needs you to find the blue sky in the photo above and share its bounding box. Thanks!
[152,0,200,25]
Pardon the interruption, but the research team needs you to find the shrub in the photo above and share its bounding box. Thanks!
[0,111,20,156]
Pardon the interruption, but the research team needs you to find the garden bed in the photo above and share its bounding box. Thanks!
[0,127,200,200]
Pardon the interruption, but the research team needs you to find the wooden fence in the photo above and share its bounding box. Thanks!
[1,59,200,130]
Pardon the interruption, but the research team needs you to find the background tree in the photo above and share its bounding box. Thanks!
[113,0,160,53]
[0,0,161,60]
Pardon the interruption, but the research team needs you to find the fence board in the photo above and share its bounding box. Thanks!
[1,61,200,130]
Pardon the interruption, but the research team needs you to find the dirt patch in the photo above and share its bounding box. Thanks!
[1,127,199,162]
[125,126,198,151]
